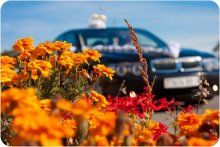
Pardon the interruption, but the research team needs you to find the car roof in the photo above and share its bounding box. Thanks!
[60,27,150,34]
[55,27,168,48]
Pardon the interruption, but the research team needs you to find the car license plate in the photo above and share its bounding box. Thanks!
[164,76,200,89]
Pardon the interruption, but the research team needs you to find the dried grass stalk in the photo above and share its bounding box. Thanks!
[124,19,154,94]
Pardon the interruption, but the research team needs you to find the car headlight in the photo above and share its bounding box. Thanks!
[202,58,219,71]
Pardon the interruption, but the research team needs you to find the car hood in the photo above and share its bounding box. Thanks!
[100,50,172,63]
[179,48,215,58]
[95,45,173,63]
[98,45,216,63]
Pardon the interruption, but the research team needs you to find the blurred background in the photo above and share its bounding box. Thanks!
[1,0,219,128]
[1,0,219,56]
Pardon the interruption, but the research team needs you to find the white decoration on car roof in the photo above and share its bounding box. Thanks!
[89,13,107,29]
[91,45,168,54]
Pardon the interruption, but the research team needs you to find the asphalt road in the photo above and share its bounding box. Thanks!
[152,95,219,132]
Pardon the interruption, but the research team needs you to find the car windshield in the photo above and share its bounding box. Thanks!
[78,29,167,49]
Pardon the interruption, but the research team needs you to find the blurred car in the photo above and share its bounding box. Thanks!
[54,27,219,103]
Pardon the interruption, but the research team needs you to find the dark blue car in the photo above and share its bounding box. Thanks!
[55,27,219,103]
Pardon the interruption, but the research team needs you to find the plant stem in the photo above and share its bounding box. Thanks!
[124,19,153,94]
[27,70,31,87]
[196,96,202,114]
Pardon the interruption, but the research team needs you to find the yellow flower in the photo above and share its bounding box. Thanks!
[0,56,16,68]
[13,37,34,52]
[187,137,217,146]
[83,49,102,62]
[202,109,220,125]
[0,67,17,83]
[53,41,72,52]
[1,88,39,112]
[177,113,203,136]
[27,60,52,78]
[93,64,115,80]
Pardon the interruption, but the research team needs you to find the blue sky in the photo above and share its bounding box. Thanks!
[1,0,219,53]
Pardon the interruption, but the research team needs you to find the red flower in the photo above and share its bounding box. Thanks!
[182,105,194,113]
[107,87,180,118]
[153,122,168,140]
[156,97,180,111]
[63,112,72,120]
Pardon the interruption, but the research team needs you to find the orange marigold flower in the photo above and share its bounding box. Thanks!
[56,98,73,112]
[40,99,52,114]
[86,109,116,136]
[27,60,52,78]
[13,37,34,52]
[11,107,74,146]
[93,64,115,80]
[34,42,59,56]
[59,52,87,70]
[21,68,38,80]
[71,98,91,116]
[62,119,77,137]
[83,49,102,62]
[49,55,58,67]
[1,88,39,112]
[0,56,16,68]
[94,135,109,146]
[4,72,28,87]
[62,119,77,130]
[0,67,18,83]
[177,112,203,136]
[82,135,109,146]
[59,51,75,69]
[31,69,39,80]
[53,41,72,52]
[187,137,217,146]
[136,129,155,146]
[202,109,220,125]
[89,91,109,108]
[18,50,33,61]
[147,120,159,130]
[72,53,88,66]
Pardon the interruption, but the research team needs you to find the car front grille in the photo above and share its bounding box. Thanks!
[151,56,202,73]
[153,59,177,70]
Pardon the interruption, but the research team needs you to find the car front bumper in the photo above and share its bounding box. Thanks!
[152,71,219,102]
[102,71,219,103]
